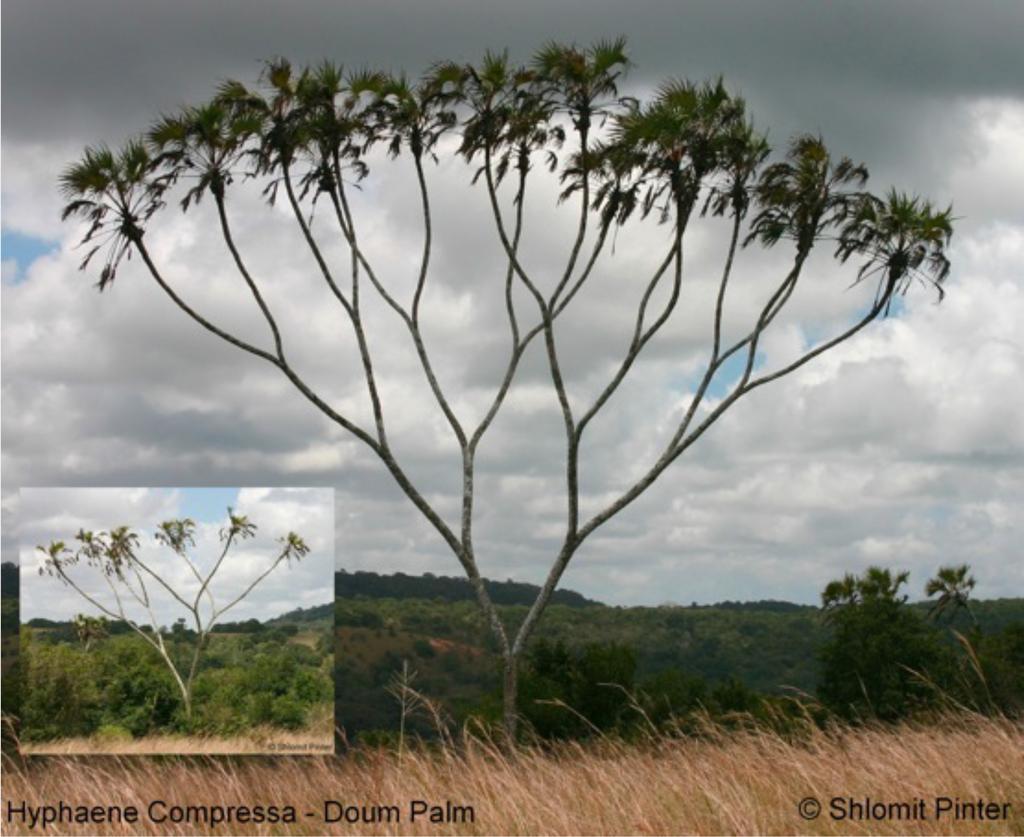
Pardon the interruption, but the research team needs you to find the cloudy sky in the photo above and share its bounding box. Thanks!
[2,1,1022,606]
[18,487,334,623]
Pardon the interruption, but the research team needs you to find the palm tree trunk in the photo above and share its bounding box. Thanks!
[502,652,519,741]
[183,632,206,722]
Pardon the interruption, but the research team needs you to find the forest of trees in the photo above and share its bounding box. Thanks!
[2,561,1022,747]
[333,565,1024,742]
[10,586,332,745]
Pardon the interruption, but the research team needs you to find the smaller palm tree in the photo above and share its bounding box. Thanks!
[836,189,953,313]
[72,614,108,651]
[59,140,165,290]
[821,566,910,623]
[822,572,860,612]
[925,563,978,626]
[39,509,309,720]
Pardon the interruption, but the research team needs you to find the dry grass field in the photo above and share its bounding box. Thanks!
[16,709,334,756]
[17,728,334,756]
[3,714,1022,835]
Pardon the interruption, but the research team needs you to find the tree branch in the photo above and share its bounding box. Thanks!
[130,234,380,451]
[209,546,289,625]
[193,532,235,614]
[127,552,199,616]
[412,154,432,326]
[132,233,471,578]
[712,213,743,362]
[574,227,682,443]
[549,124,592,308]
[575,272,883,547]
[215,192,285,361]
[281,165,391,448]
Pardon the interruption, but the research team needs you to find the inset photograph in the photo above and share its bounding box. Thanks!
[18,487,334,755]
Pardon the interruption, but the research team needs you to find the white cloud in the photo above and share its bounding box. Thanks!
[18,488,334,624]
[3,12,1023,609]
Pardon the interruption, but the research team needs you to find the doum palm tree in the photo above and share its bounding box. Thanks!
[59,39,954,739]
[72,613,108,651]
[822,566,910,623]
[925,563,978,627]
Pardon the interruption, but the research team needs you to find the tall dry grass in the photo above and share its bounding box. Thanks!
[16,707,335,756]
[2,714,1021,835]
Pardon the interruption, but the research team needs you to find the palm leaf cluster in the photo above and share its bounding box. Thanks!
[823,566,911,615]
[823,563,980,629]
[71,613,109,650]
[38,526,141,581]
[58,142,163,289]
[60,38,952,315]
[925,563,977,625]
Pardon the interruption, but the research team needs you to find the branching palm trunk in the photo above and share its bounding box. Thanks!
[40,516,308,723]
[502,653,519,739]
[127,111,897,740]
[59,43,954,741]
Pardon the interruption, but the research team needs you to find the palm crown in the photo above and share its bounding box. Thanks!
[837,189,953,311]
[531,37,630,131]
[925,563,977,625]
[747,134,869,255]
[458,51,563,186]
[59,141,163,289]
[822,566,910,621]
[60,39,953,306]
[147,102,262,209]
[593,78,757,228]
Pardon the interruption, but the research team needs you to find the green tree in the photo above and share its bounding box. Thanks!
[818,566,949,720]
[639,668,708,728]
[976,624,1024,715]
[60,40,953,739]
[518,639,636,738]
[20,629,101,740]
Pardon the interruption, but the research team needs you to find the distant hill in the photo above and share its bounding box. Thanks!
[700,599,814,613]
[334,570,1024,626]
[268,602,334,624]
[331,573,1024,737]
[335,569,601,608]
[23,603,333,634]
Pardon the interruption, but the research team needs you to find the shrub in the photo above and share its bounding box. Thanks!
[271,696,306,729]
[94,724,133,743]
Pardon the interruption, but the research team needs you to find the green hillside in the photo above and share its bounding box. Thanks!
[333,572,1024,739]
[335,569,599,607]
[4,562,1022,743]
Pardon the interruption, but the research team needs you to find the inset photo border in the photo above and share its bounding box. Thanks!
[16,487,334,755]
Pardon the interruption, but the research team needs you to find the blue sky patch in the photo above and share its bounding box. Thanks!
[177,487,241,525]
[1,230,58,283]
[705,349,766,399]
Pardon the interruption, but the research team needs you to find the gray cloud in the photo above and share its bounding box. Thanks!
[3,1,1023,606]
